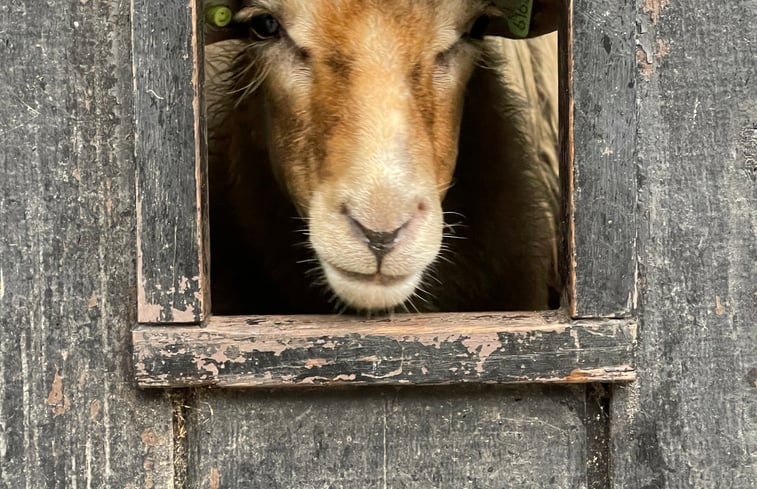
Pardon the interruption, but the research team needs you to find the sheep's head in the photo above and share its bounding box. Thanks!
[223,0,545,311]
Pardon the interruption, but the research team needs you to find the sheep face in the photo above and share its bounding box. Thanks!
[234,0,495,310]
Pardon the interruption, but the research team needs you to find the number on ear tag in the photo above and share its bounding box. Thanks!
[503,0,534,38]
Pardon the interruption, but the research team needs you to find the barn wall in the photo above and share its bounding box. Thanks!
[0,1,175,487]
[0,0,754,488]
[611,1,756,487]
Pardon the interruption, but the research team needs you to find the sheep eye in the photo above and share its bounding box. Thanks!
[250,14,281,40]
[467,15,490,40]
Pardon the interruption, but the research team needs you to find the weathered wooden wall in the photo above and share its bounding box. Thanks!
[0,0,755,488]
[186,386,593,488]
[0,1,175,487]
[611,0,756,487]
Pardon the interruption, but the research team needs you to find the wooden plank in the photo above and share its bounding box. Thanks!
[569,0,638,318]
[0,1,175,486]
[187,385,590,488]
[133,312,636,387]
[133,0,209,323]
[610,1,757,487]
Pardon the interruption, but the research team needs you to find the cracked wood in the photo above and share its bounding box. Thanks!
[133,311,636,387]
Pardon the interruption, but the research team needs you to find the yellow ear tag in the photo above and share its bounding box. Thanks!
[504,0,534,38]
[205,5,233,28]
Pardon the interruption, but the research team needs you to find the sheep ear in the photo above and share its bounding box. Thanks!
[203,1,247,45]
[486,0,560,39]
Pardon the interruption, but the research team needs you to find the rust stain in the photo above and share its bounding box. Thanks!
[564,369,592,382]
[715,295,726,315]
[90,399,101,421]
[643,0,670,25]
[47,371,72,417]
[563,367,635,383]
[210,468,221,489]
[140,429,164,447]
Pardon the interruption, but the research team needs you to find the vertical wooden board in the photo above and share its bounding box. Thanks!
[133,0,208,323]
[187,386,589,488]
[0,0,175,487]
[611,1,757,488]
[570,0,638,317]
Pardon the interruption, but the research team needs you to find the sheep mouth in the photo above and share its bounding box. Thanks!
[329,264,409,287]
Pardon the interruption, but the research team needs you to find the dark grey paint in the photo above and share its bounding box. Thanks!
[0,0,174,487]
[0,0,754,487]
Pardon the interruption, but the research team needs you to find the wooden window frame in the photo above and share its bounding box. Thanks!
[132,0,638,388]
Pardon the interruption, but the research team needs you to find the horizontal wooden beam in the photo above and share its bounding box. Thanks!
[133,312,636,388]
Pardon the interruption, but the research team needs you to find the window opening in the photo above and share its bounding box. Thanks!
[203,0,563,316]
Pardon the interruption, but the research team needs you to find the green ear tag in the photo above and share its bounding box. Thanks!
[505,0,533,38]
[205,5,233,28]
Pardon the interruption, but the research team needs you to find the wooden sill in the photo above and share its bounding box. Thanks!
[133,310,636,388]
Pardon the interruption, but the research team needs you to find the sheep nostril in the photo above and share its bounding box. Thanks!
[345,215,404,262]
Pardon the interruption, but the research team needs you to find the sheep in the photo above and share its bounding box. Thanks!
[205,0,559,314]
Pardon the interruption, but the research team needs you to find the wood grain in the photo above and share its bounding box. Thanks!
[187,385,591,488]
[134,312,636,387]
[134,0,209,323]
[569,0,639,318]
[0,0,174,486]
[610,1,757,487]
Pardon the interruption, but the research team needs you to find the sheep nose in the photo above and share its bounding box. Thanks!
[346,215,403,262]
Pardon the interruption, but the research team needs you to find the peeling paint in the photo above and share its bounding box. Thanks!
[656,39,670,59]
[306,358,330,369]
[636,47,655,79]
[643,0,670,25]
[332,374,357,381]
[300,376,331,384]
[143,459,154,489]
[87,291,98,309]
[637,38,671,79]
[210,468,220,489]
[715,295,726,315]
[462,334,502,374]
[569,328,581,351]
[90,399,101,421]
[140,429,163,447]
[47,371,71,417]
[363,367,403,379]
[178,276,190,293]
[136,194,162,322]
